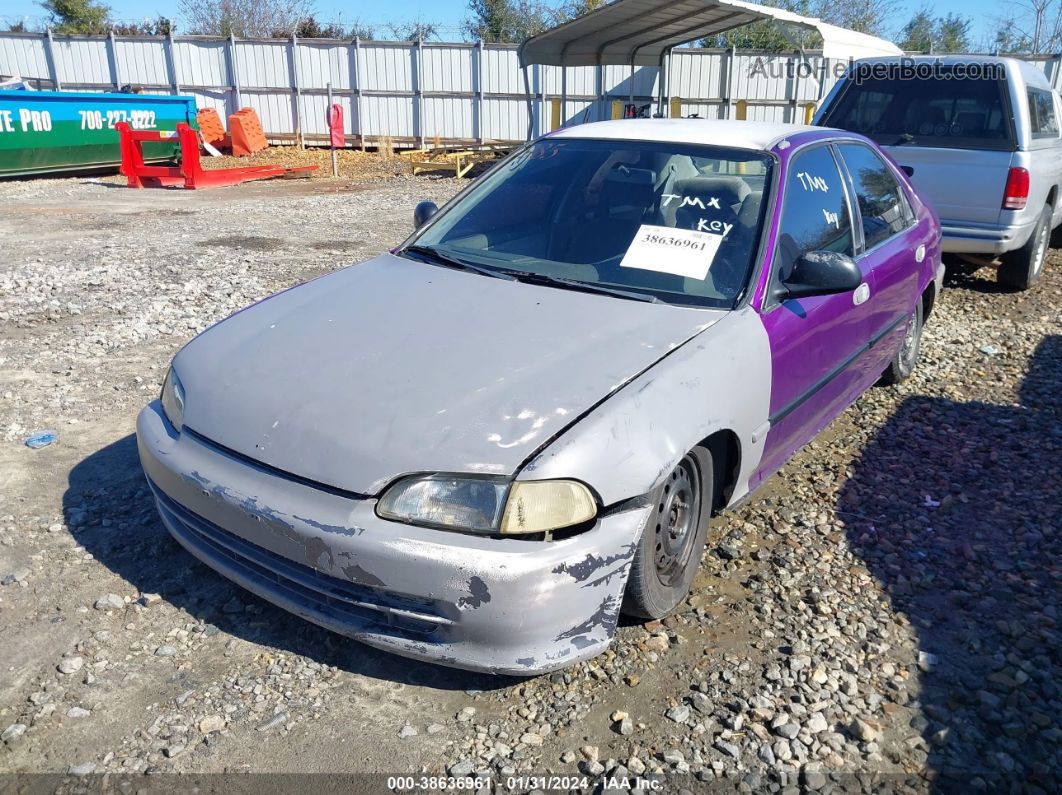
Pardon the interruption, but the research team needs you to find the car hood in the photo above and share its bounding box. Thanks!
[175,253,725,495]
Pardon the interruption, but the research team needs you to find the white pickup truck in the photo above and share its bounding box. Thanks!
[816,55,1062,290]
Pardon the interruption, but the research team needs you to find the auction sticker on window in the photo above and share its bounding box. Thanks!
[619,224,723,280]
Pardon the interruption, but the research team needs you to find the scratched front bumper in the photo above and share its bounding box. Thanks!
[136,402,650,675]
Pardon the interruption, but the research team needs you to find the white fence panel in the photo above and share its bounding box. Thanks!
[360,43,413,93]
[114,38,169,85]
[422,44,473,93]
[0,35,48,81]
[53,36,111,86]
[482,47,521,94]
[173,39,229,90]
[236,40,289,89]
[296,42,352,90]
[5,33,1061,145]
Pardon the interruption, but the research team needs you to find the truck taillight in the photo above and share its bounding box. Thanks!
[1003,167,1029,210]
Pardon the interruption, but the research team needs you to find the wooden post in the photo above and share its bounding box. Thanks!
[415,38,425,148]
[612,99,622,119]
[352,37,365,150]
[45,28,62,91]
[550,98,562,130]
[670,96,681,119]
[735,99,748,120]
[475,40,484,144]
[165,30,180,95]
[107,30,120,90]
[228,34,242,112]
[327,81,338,176]
[289,34,303,147]
[725,46,735,119]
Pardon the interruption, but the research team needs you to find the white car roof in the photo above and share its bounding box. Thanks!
[549,119,824,151]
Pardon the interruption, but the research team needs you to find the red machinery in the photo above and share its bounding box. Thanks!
[116,122,315,189]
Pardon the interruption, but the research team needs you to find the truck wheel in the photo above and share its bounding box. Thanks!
[999,206,1050,291]
[879,299,924,386]
[622,448,712,620]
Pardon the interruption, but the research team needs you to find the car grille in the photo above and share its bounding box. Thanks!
[148,480,453,640]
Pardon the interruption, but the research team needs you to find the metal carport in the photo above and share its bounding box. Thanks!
[517,0,901,137]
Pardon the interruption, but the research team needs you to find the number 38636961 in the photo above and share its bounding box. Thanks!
[79,109,157,131]
[641,232,708,250]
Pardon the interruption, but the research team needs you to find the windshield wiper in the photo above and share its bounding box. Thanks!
[402,245,515,280]
[893,132,915,146]
[501,269,659,303]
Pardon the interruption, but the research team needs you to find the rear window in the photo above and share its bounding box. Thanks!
[822,64,1016,151]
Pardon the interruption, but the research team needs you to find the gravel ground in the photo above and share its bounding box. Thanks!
[0,171,1058,793]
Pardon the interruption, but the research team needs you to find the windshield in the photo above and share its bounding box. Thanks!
[821,65,1016,152]
[409,138,774,308]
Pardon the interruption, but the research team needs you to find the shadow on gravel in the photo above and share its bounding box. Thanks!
[840,336,1061,792]
[941,264,1012,295]
[62,434,512,693]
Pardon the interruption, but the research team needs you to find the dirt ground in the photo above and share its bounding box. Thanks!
[0,170,1058,792]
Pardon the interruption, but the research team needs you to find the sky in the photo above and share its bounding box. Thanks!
[0,0,1006,48]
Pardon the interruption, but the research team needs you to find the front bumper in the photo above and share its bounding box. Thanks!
[940,218,1036,255]
[136,402,650,675]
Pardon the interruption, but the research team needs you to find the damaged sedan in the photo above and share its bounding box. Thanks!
[137,119,943,674]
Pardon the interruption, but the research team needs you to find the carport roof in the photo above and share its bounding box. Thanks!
[518,0,902,67]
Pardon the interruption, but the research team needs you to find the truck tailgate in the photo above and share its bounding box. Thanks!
[884,145,1012,226]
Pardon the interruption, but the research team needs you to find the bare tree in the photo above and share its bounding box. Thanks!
[382,16,440,41]
[178,0,315,38]
[995,0,1062,52]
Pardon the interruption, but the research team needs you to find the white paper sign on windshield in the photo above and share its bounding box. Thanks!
[619,224,724,281]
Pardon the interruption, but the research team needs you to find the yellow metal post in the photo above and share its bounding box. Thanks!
[669,97,681,119]
[550,98,561,131]
[735,99,748,121]
[612,99,623,119]
[802,102,816,125]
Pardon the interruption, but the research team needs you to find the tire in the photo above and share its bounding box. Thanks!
[879,299,924,386]
[622,448,713,620]
[999,205,1050,291]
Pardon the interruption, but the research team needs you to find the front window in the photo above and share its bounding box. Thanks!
[773,145,853,280]
[409,138,774,308]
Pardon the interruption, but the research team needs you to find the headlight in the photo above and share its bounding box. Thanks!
[161,367,185,431]
[376,475,597,535]
[376,475,508,533]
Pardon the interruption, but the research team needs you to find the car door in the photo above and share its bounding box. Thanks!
[751,143,875,489]
[834,142,921,371]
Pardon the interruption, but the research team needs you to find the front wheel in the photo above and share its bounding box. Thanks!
[622,448,712,620]
[879,299,924,386]
[999,205,1050,291]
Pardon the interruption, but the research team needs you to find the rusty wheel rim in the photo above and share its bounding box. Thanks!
[652,454,701,587]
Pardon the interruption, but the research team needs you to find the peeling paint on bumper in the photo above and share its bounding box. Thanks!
[136,402,650,675]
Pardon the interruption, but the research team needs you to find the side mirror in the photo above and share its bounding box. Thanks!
[900,165,915,178]
[779,250,862,300]
[413,200,439,229]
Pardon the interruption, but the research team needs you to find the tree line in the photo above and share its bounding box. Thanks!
[9,0,1062,56]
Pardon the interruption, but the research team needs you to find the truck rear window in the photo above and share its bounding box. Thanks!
[821,66,1016,151]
